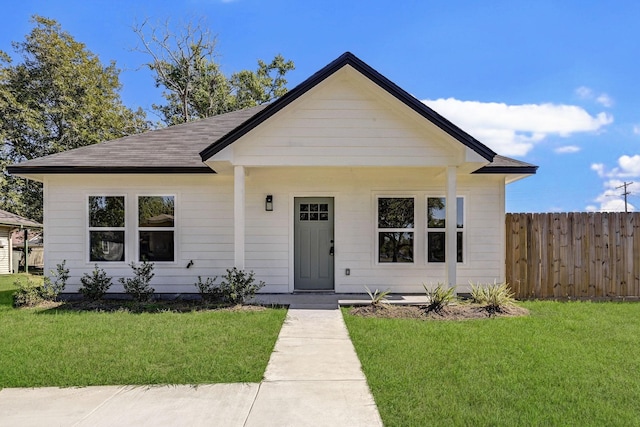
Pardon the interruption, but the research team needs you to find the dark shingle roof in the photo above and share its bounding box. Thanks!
[472,155,538,174]
[7,52,536,177]
[0,210,42,228]
[7,105,268,175]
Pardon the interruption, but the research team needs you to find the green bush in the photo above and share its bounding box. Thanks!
[218,268,265,305]
[42,260,69,300]
[194,276,220,302]
[364,285,391,307]
[79,265,112,301]
[13,277,50,307]
[470,281,516,314]
[423,284,456,313]
[118,261,155,302]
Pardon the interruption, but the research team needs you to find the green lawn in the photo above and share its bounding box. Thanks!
[0,275,286,388]
[343,301,640,426]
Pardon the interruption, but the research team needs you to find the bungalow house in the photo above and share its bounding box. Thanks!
[8,52,536,295]
[0,209,42,274]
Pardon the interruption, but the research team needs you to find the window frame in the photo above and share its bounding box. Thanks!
[426,196,465,264]
[375,195,416,265]
[136,194,177,263]
[86,195,127,263]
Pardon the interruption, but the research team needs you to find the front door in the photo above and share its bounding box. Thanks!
[294,197,334,291]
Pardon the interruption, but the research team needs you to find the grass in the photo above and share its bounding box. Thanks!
[0,274,286,388]
[343,301,640,426]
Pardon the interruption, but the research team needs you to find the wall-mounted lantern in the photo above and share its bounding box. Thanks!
[265,195,273,212]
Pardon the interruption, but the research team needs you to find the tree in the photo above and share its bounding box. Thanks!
[134,19,294,126]
[0,16,149,221]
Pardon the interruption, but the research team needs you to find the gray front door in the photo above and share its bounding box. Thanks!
[294,197,334,290]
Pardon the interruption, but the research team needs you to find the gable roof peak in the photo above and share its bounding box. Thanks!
[199,51,497,162]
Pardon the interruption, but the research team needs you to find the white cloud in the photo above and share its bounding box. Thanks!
[422,98,613,157]
[633,125,640,135]
[575,86,593,99]
[575,86,614,108]
[593,155,640,178]
[554,145,581,154]
[596,94,614,108]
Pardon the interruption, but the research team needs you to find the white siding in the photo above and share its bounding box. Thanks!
[0,227,10,274]
[217,67,464,168]
[44,168,505,294]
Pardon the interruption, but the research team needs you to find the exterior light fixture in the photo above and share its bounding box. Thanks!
[265,195,273,211]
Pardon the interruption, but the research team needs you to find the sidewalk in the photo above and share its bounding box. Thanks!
[0,299,383,426]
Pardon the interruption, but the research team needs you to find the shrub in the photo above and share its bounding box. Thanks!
[364,286,391,307]
[218,267,265,305]
[42,260,69,300]
[194,276,220,302]
[79,265,113,301]
[12,277,48,308]
[470,281,516,314]
[118,261,155,302]
[423,284,456,313]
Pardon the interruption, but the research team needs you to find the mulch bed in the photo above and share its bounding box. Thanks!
[32,299,269,313]
[349,303,529,320]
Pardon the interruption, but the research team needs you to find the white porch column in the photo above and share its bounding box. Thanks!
[446,166,457,288]
[234,165,245,270]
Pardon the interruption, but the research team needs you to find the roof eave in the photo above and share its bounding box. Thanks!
[472,166,539,175]
[7,166,216,175]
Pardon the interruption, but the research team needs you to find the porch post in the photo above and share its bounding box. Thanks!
[234,165,245,270]
[446,166,457,289]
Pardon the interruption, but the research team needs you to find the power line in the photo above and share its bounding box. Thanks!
[616,181,633,213]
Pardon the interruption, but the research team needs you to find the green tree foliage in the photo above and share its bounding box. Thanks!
[0,16,148,221]
[134,19,295,126]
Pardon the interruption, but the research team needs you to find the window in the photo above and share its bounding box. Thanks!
[138,196,175,262]
[427,197,463,263]
[377,197,414,263]
[88,196,125,262]
[299,203,330,221]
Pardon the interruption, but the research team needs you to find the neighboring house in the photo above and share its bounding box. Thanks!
[8,52,537,294]
[0,210,42,274]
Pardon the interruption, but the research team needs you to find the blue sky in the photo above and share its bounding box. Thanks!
[2,0,640,212]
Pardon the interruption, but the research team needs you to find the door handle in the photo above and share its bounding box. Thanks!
[329,246,334,256]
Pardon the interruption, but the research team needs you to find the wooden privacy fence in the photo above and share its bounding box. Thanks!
[505,213,640,299]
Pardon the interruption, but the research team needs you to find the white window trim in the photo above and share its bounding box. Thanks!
[136,194,177,264]
[426,195,465,265]
[375,195,417,266]
[86,194,127,264]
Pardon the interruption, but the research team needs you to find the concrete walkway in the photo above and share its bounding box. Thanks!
[0,298,384,426]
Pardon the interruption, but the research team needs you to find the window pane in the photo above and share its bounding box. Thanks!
[428,231,463,263]
[378,198,414,229]
[427,197,464,228]
[378,232,414,263]
[427,197,446,228]
[139,231,174,262]
[89,196,124,228]
[139,196,174,227]
[90,231,124,262]
[427,232,445,262]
